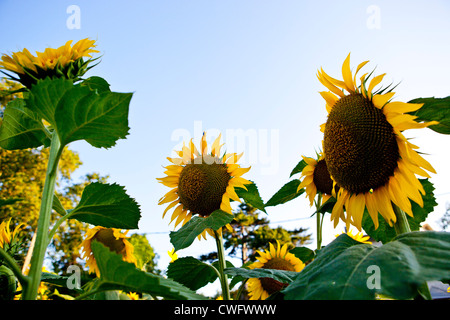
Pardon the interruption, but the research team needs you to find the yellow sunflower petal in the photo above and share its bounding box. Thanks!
[342,53,356,92]
[367,73,386,98]
[372,91,395,109]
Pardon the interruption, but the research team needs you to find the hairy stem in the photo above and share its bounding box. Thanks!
[22,133,62,300]
[213,229,230,300]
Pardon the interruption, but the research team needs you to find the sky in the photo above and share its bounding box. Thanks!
[1,0,450,296]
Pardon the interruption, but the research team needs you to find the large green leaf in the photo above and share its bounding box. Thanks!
[27,77,74,126]
[54,84,132,148]
[166,256,218,291]
[408,96,450,134]
[235,181,266,213]
[289,247,315,263]
[224,267,298,284]
[362,179,437,243]
[0,98,50,150]
[90,241,207,300]
[69,182,141,229]
[283,231,450,300]
[27,77,132,149]
[169,210,234,251]
[265,180,304,207]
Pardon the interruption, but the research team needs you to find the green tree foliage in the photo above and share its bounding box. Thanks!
[129,233,160,274]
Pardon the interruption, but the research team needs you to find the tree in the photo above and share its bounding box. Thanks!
[129,233,160,274]
[438,204,450,231]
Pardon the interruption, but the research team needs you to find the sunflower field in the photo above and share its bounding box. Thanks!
[0,36,449,305]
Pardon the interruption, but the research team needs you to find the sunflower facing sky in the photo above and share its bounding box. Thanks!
[0,38,99,88]
[247,241,305,300]
[80,226,136,277]
[318,53,438,231]
[297,152,337,207]
[157,133,251,239]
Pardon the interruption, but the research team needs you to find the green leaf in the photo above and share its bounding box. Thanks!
[224,267,298,284]
[169,210,234,251]
[40,272,83,294]
[80,76,111,93]
[362,179,437,243]
[283,231,450,300]
[290,159,307,177]
[69,182,141,229]
[28,78,74,126]
[0,98,50,150]
[235,181,266,213]
[90,241,207,300]
[289,247,315,263]
[54,84,132,148]
[166,256,218,291]
[265,180,304,207]
[27,77,132,149]
[408,96,450,134]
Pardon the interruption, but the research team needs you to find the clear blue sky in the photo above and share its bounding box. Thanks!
[1,0,450,295]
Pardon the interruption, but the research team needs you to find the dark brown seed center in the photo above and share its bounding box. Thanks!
[177,156,231,217]
[323,93,399,194]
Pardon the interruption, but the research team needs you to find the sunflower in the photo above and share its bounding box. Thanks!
[318,54,437,231]
[297,152,337,207]
[0,38,99,88]
[157,133,251,239]
[336,229,372,244]
[0,218,23,249]
[247,241,305,300]
[168,248,178,263]
[80,226,136,276]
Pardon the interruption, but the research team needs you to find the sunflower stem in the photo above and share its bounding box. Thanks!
[392,204,432,299]
[0,247,29,288]
[392,204,411,235]
[315,194,323,250]
[22,132,62,300]
[213,229,231,300]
